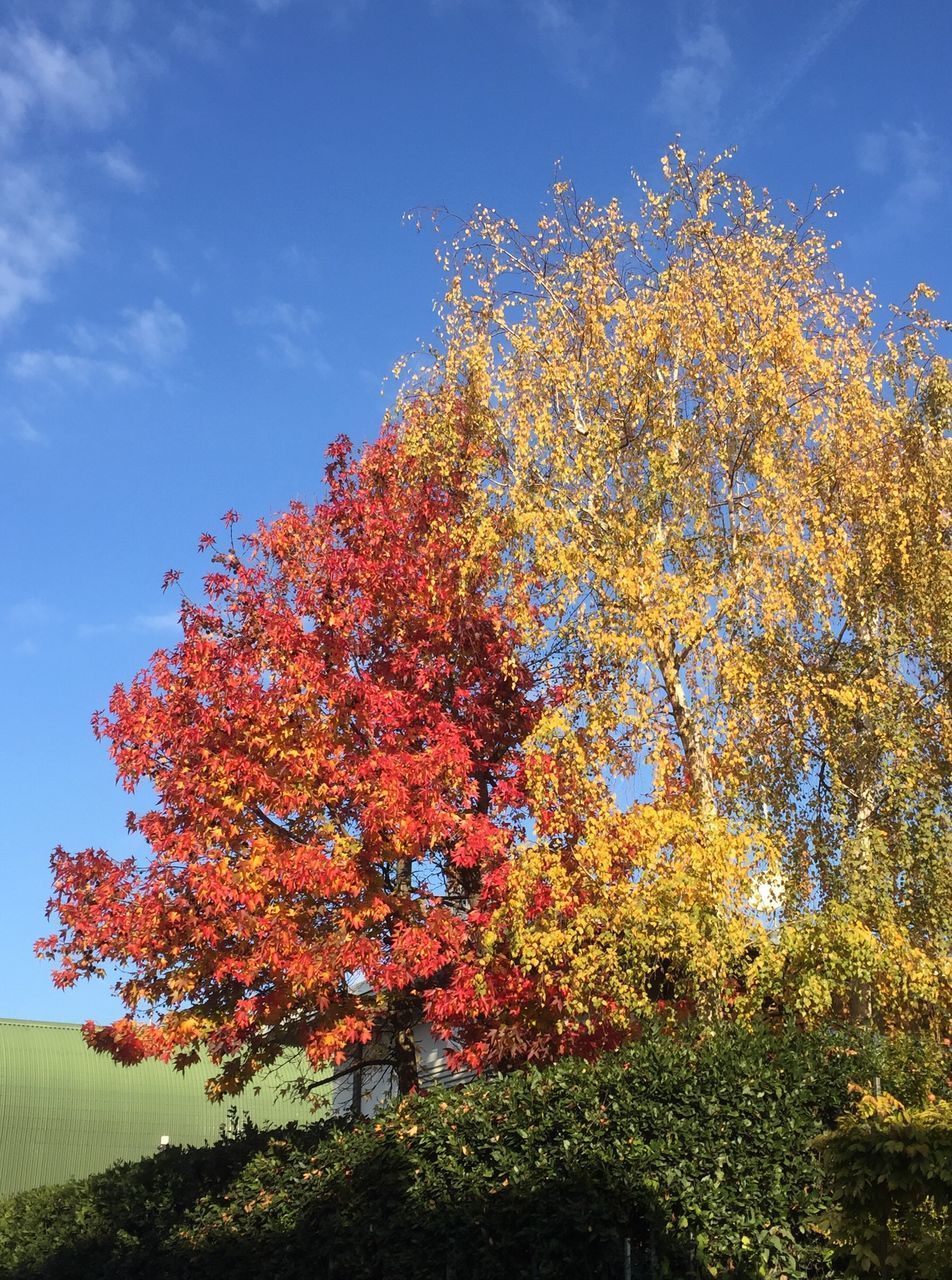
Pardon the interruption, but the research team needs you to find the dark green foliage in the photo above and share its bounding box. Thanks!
[0,1116,341,1279]
[816,1095,952,1277]
[1,1024,948,1280]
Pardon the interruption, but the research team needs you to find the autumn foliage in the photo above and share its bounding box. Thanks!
[39,417,540,1094]
[41,148,952,1092]
[407,143,952,1049]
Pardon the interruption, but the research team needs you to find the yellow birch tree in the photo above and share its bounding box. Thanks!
[402,145,952,1049]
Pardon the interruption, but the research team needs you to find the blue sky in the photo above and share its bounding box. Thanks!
[2,0,950,1024]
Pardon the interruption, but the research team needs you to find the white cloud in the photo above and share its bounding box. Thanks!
[279,243,321,275]
[7,349,135,386]
[119,298,188,364]
[248,0,370,19]
[529,0,575,36]
[653,22,732,128]
[0,19,140,331]
[9,297,188,387]
[857,130,888,175]
[7,596,54,628]
[147,246,171,276]
[0,25,128,138]
[266,333,331,373]
[56,0,137,38]
[16,420,45,444]
[732,0,867,143]
[0,166,78,328]
[0,64,31,134]
[857,123,946,225]
[133,610,179,632]
[239,299,319,336]
[170,3,230,62]
[237,299,330,373]
[0,12,156,333]
[6,595,54,657]
[77,609,180,640]
[93,142,146,190]
[522,0,611,89]
[2,407,47,444]
[68,297,187,365]
[76,620,120,639]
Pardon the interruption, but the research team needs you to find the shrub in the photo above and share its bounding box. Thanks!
[816,1091,952,1277]
[1,1024,948,1280]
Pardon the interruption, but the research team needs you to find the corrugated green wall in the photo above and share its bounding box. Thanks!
[0,1019,325,1195]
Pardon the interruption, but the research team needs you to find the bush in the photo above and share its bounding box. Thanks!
[816,1091,952,1277]
[0,1117,345,1279]
[1,1024,948,1280]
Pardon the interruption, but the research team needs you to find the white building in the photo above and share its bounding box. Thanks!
[332,1020,473,1117]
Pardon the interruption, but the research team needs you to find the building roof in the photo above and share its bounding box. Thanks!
[0,1018,325,1196]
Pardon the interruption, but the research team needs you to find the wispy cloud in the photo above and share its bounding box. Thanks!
[76,621,120,639]
[732,0,867,142]
[238,300,318,335]
[6,596,55,628]
[114,298,188,365]
[56,0,137,38]
[2,408,46,445]
[857,123,947,231]
[279,243,322,275]
[135,610,180,631]
[248,0,372,23]
[653,21,732,131]
[77,609,180,640]
[9,297,188,387]
[4,594,55,656]
[0,17,144,332]
[6,587,179,645]
[169,5,230,62]
[149,246,173,275]
[0,166,78,328]
[237,299,330,373]
[7,349,136,386]
[0,24,129,137]
[522,0,613,89]
[92,142,146,190]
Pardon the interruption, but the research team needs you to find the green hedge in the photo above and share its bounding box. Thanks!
[1,1025,949,1280]
[816,1093,952,1277]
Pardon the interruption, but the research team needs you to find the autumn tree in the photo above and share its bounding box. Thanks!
[405,145,952,1046]
[39,150,952,1088]
[38,416,540,1096]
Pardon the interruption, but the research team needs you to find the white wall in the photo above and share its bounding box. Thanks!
[332,1023,473,1117]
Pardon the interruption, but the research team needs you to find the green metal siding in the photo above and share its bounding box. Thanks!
[0,1019,325,1195]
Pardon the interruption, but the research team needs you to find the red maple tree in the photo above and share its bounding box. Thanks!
[39,417,540,1096]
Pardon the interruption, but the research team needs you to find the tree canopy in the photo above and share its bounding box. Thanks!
[40,419,540,1094]
[41,148,952,1092]
[407,144,952,1046]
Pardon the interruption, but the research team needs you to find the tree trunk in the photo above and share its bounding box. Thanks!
[655,636,717,818]
[384,852,422,1095]
[349,1039,365,1118]
[840,615,885,1027]
[392,1018,419,1095]
[844,772,881,1027]
[444,769,490,912]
